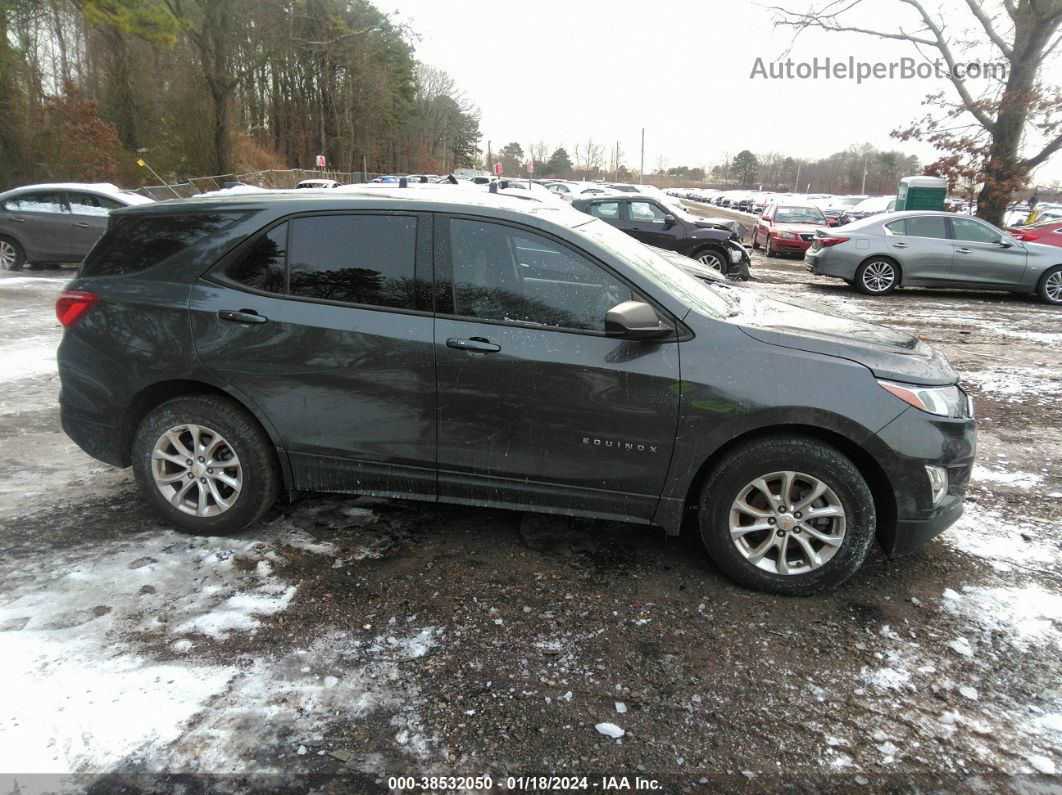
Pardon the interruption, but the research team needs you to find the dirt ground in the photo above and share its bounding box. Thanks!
[0,238,1060,794]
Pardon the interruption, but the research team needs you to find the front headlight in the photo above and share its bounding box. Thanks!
[878,380,968,418]
[729,246,744,263]
[778,231,797,239]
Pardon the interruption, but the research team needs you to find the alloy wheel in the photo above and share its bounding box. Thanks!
[728,470,846,575]
[1046,270,1062,303]
[151,423,243,517]
[0,241,16,270]
[862,261,896,292]
[697,251,725,272]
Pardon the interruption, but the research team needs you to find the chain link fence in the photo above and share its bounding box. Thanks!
[134,168,398,200]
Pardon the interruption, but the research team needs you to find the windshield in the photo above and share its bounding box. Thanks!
[774,206,826,224]
[575,218,731,319]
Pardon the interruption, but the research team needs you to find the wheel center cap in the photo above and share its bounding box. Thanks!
[192,461,206,478]
[779,515,795,531]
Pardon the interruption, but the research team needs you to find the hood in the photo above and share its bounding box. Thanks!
[728,292,957,385]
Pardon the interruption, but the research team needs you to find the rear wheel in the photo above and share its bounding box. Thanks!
[132,395,279,535]
[0,237,24,271]
[698,436,876,595]
[1037,265,1062,305]
[855,257,899,295]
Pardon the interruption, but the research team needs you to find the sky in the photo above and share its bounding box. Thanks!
[387,0,1062,184]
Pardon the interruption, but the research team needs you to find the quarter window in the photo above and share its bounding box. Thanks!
[629,201,668,221]
[952,217,1002,244]
[287,214,418,309]
[225,222,287,294]
[449,219,631,331]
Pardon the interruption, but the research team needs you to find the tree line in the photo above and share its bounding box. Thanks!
[0,0,482,190]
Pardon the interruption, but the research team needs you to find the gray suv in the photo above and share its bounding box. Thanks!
[56,189,976,595]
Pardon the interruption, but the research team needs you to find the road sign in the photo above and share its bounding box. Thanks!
[315,154,326,168]
[526,159,534,173]
[493,163,502,176]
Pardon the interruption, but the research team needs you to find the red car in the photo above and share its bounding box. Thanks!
[1008,218,1062,249]
[751,204,830,257]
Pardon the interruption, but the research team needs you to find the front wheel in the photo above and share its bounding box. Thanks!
[1037,265,1062,305]
[696,248,727,273]
[132,395,280,535]
[699,436,876,595]
[855,257,899,295]
[751,231,760,250]
[764,235,775,257]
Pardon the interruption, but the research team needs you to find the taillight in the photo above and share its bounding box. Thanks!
[56,290,99,328]
[1009,231,1034,241]
[817,236,849,248]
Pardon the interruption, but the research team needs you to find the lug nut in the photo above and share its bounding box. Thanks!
[186,459,192,466]
[198,456,205,462]
[768,517,776,525]
[199,477,206,483]
[776,529,785,537]
[794,511,802,519]
[778,505,787,513]
[187,473,194,479]
[794,527,801,534]
[207,468,213,474]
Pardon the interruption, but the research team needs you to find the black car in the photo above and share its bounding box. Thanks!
[57,189,975,595]
[570,193,750,278]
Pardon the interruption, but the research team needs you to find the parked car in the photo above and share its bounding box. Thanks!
[56,189,975,595]
[545,181,618,201]
[1007,217,1062,249]
[0,182,153,271]
[294,179,341,189]
[814,195,867,224]
[751,204,830,257]
[571,193,750,277]
[838,196,896,226]
[805,210,1062,303]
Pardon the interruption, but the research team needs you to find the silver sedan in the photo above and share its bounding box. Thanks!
[804,210,1062,304]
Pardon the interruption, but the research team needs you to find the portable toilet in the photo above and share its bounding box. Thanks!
[895,175,947,211]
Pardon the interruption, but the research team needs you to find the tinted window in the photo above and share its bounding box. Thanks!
[588,201,620,219]
[4,192,66,214]
[886,216,948,239]
[629,201,668,221]
[225,223,287,293]
[449,219,631,331]
[952,218,1001,244]
[288,214,417,309]
[68,192,124,215]
[81,212,247,277]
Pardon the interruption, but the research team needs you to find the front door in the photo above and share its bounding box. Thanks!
[948,217,1028,287]
[622,200,678,248]
[433,215,681,523]
[190,211,438,499]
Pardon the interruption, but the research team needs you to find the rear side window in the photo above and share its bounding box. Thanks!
[81,212,246,277]
[4,192,66,214]
[68,192,124,215]
[287,214,418,309]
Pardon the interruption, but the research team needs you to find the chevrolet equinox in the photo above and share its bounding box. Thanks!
[56,189,976,595]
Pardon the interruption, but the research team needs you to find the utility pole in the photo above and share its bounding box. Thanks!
[640,128,645,184]
[487,140,492,173]
[795,161,802,192]
[614,141,619,181]
[860,153,869,194]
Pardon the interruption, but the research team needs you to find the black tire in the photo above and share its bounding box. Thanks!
[1036,265,1062,305]
[698,435,876,596]
[751,231,760,250]
[132,395,280,535]
[854,257,900,295]
[764,234,775,258]
[694,247,727,273]
[0,236,25,271]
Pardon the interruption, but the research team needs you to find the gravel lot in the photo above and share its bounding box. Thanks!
[0,239,1060,793]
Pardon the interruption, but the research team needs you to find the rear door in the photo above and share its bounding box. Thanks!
[190,211,438,499]
[0,190,73,261]
[67,192,125,259]
[432,214,681,523]
[948,217,1028,287]
[883,215,953,284]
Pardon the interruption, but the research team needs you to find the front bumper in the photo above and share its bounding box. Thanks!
[770,235,814,253]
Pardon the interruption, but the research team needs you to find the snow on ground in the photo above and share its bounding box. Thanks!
[0,511,442,775]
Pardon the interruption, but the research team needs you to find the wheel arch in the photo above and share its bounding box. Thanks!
[119,378,293,490]
[677,423,898,550]
[857,253,904,286]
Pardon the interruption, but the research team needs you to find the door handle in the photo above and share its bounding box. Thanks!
[956,248,972,254]
[892,242,908,248]
[447,336,500,353]
[11,217,25,223]
[218,309,267,324]
[73,222,90,228]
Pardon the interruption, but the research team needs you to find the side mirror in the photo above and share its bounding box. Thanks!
[663,214,676,228]
[996,238,1014,248]
[605,301,671,340]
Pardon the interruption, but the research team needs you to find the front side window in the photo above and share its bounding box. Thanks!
[588,201,620,220]
[952,217,1002,244]
[68,192,124,215]
[886,216,948,239]
[5,192,67,214]
[629,201,668,222]
[288,214,418,309]
[449,218,631,331]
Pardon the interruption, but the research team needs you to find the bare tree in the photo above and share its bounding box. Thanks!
[771,0,1062,225]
